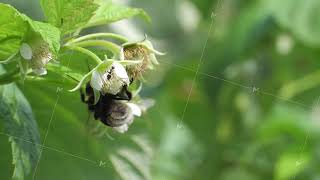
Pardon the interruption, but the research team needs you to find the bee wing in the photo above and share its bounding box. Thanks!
[138,99,155,113]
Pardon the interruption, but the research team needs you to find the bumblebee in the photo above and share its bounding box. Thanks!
[80,82,134,128]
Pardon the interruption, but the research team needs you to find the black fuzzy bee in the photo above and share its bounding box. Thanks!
[80,83,133,127]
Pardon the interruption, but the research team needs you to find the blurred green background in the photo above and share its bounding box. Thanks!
[1,0,320,180]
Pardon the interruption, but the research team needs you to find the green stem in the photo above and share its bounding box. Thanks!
[67,33,128,44]
[65,45,102,64]
[279,69,320,99]
[70,40,121,57]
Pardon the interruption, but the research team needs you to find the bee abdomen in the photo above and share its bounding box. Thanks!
[100,101,133,127]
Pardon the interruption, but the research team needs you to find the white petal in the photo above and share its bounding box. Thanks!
[33,68,47,75]
[112,62,129,84]
[139,99,155,112]
[113,124,129,133]
[127,103,142,117]
[20,43,32,60]
[90,70,103,91]
[119,47,125,61]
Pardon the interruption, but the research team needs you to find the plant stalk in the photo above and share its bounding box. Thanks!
[67,33,128,44]
[69,40,121,57]
[64,45,103,64]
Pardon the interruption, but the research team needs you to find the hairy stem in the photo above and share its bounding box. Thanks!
[65,45,103,64]
[67,33,128,44]
[69,40,121,57]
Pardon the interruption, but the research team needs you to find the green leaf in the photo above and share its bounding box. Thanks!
[0,3,61,60]
[40,0,99,34]
[0,67,41,180]
[266,0,320,47]
[110,135,153,180]
[275,152,310,180]
[0,3,28,59]
[21,16,61,56]
[257,104,310,143]
[85,0,151,29]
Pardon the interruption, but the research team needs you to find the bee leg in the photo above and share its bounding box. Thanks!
[80,88,86,103]
[114,85,132,101]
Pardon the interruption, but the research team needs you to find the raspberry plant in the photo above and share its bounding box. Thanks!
[0,1,163,179]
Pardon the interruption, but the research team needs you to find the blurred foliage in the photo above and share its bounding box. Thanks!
[1,0,320,180]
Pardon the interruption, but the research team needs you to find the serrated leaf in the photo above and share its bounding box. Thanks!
[0,3,61,60]
[110,154,144,180]
[267,0,320,47]
[40,0,99,35]
[117,148,151,180]
[107,134,153,180]
[0,67,41,180]
[85,0,151,29]
[22,16,61,56]
[131,135,153,157]
[0,3,28,59]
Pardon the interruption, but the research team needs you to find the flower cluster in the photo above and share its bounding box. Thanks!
[1,30,163,133]
[71,36,164,133]
[1,38,54,76]
[91,61,130,95]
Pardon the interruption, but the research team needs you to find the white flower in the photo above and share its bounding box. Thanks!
[90,62,130,95]
[19,42,52,75]
[126,102,142,117]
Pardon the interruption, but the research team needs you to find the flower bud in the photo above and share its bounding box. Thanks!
[120,39,164,80]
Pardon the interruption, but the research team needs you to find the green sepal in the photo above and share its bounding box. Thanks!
[69,60,112,92]
[68,67,96,92]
